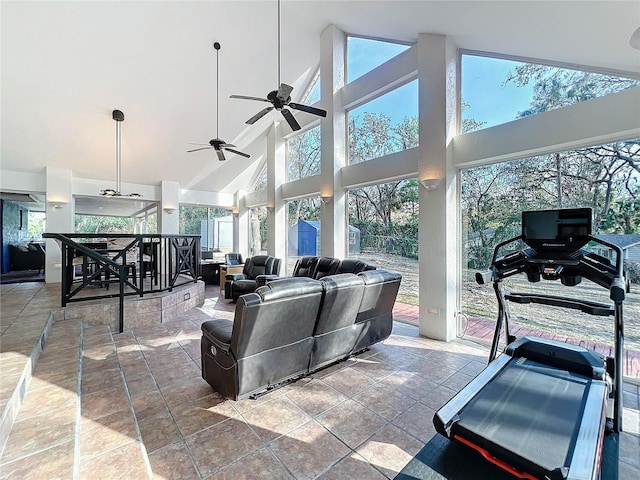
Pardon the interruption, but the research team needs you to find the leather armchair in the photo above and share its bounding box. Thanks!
[225,255,279,301]
[225,252,243,265]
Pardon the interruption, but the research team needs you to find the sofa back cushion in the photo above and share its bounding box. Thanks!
[337,258,368,274]
[292,256,318,277]
[314,274,365,335]
[308,273,366,371]
[353,269,402,351]
[229,276,324,396]
[311,257,340,279]
[231,277,323,358]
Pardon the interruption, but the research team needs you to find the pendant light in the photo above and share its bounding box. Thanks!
[100,109,141,197]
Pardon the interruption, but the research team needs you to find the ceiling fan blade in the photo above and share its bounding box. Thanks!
[276,83,294,102]
[246,107,273,124]
[187,142,211,146]
[289,103,327,117]
[220,143,237,148]
[224,147,251,158]
[187,147,213,153]
[281,108,301,131]
[230,94,271,103]
[216,149,226,161]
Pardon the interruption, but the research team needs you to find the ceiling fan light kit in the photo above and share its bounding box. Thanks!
[187,42,250,161]
[100,109,142,198]
[230,0,327,131]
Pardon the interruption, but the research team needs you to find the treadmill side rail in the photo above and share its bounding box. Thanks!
[433,354,511,438]
[567,382,608,480]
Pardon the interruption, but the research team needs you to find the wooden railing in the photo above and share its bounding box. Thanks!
[43,233,201,332]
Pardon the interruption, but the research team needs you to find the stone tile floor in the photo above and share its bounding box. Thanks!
[0,281,639,479]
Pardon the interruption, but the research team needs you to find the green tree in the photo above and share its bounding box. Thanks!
[462,63,640,269]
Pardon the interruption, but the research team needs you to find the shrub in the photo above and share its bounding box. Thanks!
[624,260,640,284]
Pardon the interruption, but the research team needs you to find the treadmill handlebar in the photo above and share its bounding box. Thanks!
[611,278,626,303]
[479,234,626,298]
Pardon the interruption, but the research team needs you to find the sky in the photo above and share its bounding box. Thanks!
[346,37,534,129]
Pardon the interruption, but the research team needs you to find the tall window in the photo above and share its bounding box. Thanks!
[303,71,321,105]
[249,206,267,256]
[461,53,640,131]
[348,179,418,306]
[348,81,418,164]
[180,206,232,252]
[251,164,267,192]
[287,126,321,181]
[287,197,321,275]
[28,211,46,240]
[347,36,410,83]
[75,215,136,234]
[460,139,640,377]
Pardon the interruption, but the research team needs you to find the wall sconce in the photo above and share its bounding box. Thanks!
[163,207,177,215]
[320,196,332,205]
[49,200,69,209]
[420,178,442,191]
[630,26,640,49]
[266,206,275,213]
[231,206,239,215]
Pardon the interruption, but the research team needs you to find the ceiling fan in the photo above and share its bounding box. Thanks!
[230,0,327,131]
[188,42,250,161]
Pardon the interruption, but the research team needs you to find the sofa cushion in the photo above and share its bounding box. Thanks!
[292,256,318,277]
[311,257,340,279]
[256,276,322,302]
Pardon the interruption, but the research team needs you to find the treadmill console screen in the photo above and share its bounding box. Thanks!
[522,208,591,251]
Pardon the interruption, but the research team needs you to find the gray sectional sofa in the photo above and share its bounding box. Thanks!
[200,269,402,400]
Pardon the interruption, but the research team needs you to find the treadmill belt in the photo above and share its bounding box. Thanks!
[456,357,591,474]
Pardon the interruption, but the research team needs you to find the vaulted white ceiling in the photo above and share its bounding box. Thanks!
[2,1,639,199]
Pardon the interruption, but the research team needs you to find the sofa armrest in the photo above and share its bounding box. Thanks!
[256,274,280,288]
[226,273,247,282]
[201,318,234,355]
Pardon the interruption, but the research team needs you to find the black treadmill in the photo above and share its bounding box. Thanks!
[433,208,627,480]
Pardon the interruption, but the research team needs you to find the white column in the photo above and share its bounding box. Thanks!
[160,180,179,234]
[417,33,459,341]
[45,167,74,283]
[266,124,287,267]
[319,24,347,258]
[234,190,249,258]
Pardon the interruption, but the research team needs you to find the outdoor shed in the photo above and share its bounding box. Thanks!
[593,234,640,262]
[289,221,360,256]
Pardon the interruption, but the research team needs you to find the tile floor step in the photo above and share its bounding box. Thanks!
[0,316,153,479]
[0,282,56,454]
